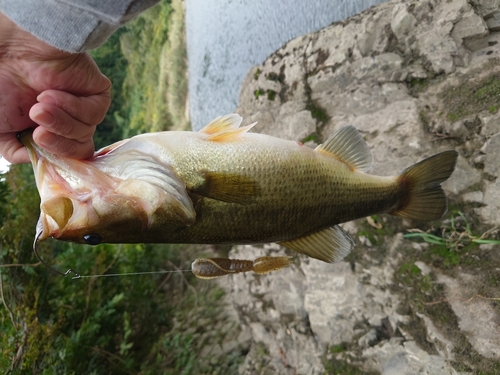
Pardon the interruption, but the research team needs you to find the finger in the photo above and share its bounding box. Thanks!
[30,102,95,141]
[0,134,30,164]
[37,89,111,126]
[32,127,95,160]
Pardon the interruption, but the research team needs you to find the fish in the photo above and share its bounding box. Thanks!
[19,114,457,268]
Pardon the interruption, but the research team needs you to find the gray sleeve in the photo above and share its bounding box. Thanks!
[0,0,160,52]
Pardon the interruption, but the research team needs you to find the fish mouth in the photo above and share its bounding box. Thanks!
[18,130,114,242]
[19,130,196,244]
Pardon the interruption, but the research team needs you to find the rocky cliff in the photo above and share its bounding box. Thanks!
[212,0,500,373]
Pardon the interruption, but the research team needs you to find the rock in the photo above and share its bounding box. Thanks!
[362,339,457,375]
[224,0,500,373]
[416,313,456,360]
[443,156,482,195]
[462,190,484,203]
[485,10,500,30]
[437,273,500,360]
[483,133,500,177]
[480,178,500,224]
[414,261,432,276]
[303,261,363,345]
[451,11,489,44]
[480,113,500,137]
[472,0,500,17]
[391,3,417,43]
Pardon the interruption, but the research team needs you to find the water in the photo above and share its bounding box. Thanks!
[185,0,387,130]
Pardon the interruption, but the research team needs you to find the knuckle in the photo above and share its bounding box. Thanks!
[57,139,77,157]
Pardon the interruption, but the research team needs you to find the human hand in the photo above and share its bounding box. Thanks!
[0,12,111,164]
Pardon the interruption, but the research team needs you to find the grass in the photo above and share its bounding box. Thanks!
[441,74,500,122]
[403,210,500,251]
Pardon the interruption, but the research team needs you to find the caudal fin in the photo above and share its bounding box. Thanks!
[390,151,458,221]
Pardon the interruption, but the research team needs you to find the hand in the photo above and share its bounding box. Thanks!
[0,12,111,164]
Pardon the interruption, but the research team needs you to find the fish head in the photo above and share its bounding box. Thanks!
[19,131,195,245]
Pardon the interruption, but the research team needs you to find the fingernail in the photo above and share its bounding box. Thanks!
[36,93,58,106]
[31,109,55,126]
[35,132,58,148]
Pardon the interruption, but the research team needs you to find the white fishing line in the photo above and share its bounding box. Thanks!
[73,269,193,280]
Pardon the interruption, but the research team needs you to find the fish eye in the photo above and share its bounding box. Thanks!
[83,234,103,245]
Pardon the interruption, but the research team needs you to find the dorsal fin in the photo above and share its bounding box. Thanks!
[315,125,373,172]
[199,114,256,142]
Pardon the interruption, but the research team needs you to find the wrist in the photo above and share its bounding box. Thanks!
[0,11,74,60]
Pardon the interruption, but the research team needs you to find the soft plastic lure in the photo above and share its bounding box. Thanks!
[191,256,293,279]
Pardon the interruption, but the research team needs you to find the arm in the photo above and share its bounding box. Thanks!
[0,0,159,163]
[0,0,160,52]
[0,12,111,163]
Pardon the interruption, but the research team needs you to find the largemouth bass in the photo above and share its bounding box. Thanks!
[20,114,457,265]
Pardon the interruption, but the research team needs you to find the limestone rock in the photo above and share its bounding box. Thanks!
[221,0,500,373]
[437,273,500,360]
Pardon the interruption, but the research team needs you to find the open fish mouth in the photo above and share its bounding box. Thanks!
[18,130,195,244]
[18,130,119,241]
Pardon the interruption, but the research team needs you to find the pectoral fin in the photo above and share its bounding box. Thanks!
[279,225,354,263]
[191,171,261,205]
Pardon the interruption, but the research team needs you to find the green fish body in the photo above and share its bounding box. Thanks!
[21,114,457,263]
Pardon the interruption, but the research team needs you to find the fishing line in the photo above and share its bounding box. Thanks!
[33,234,193,280]
[73,269,192,280]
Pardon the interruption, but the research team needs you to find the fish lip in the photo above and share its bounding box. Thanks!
[17,129,41,166]
[17,129,34,144]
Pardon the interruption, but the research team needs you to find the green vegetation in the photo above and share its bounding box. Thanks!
[89,0,189,150]
[409,77,429,93]
[266,89,276,101]
[323,342,378,375]
[403,211,500,251]
[1,166,243,374]
[253,68,262,80]
[442,74,500,122]
[254,88,265,99]
[306,101,329,123]
[391,209,500,373]
[301,133,321,144]
[0,1,245,374]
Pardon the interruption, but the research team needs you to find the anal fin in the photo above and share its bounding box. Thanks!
[279,225,354,263]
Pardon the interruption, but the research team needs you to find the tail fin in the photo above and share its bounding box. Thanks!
[390,151,458,221]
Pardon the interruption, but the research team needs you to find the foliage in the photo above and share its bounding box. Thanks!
[89,0,189,147]
[442,73,500,122]
[0,1,230,374]
[89,28,129,150]
[116,0,189,135]
[403,210,500,250]
[0,166,232,373]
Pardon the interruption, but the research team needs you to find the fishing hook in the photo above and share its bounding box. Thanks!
[33,232,81,279]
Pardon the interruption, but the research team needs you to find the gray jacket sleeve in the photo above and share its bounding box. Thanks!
[0,0,160,52]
